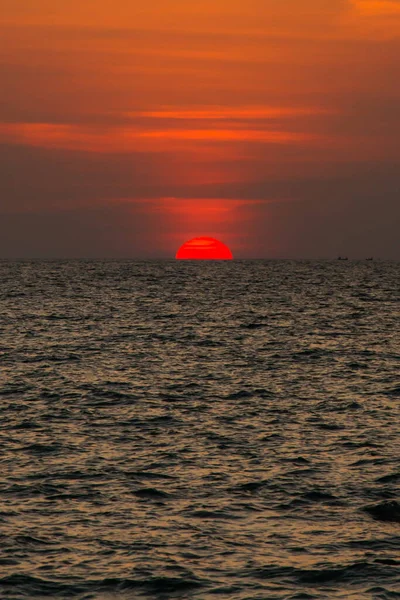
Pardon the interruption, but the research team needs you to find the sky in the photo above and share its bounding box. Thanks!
[1,0,399,258]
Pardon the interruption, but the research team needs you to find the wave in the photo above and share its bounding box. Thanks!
[250,560,399,585]
[363,501,400,523]
[133,487,171,499]
[0,574,205,597]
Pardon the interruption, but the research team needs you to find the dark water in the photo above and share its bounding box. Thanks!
[1,260,399,600]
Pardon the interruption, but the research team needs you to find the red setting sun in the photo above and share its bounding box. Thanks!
[176,237,233,260]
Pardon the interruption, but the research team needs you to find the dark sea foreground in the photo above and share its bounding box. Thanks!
[0,259,399,600]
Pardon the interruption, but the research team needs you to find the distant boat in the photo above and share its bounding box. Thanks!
[366,257,374,261]
[337,256,348,260]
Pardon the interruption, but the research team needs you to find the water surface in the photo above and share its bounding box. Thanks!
[1,260,399,599]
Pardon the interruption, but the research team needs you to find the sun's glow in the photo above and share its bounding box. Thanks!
[176,237,233,260]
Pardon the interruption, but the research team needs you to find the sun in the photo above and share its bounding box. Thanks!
[176,237,233,260]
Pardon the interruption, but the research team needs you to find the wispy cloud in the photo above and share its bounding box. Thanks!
[0,116,325,153]
[129,107,332,120]
[351,0,400,15]
[342,0,400,37]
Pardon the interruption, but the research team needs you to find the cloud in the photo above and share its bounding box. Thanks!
[0,100,332,157]
[351,0,400,15]
[342,0,400,38]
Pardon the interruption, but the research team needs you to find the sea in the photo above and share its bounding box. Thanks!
[0,259,399,600]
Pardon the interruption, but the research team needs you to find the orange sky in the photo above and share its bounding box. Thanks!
[1,0,399,257]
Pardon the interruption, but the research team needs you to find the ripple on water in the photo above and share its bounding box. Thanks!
[0,260,399,599]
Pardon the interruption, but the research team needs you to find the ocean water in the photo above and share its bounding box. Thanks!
[0,259,399,600]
